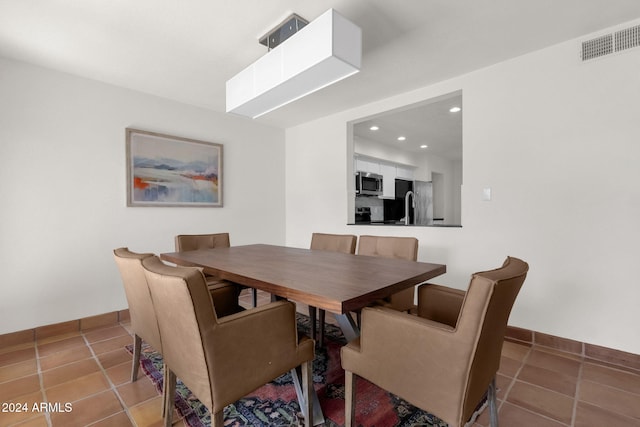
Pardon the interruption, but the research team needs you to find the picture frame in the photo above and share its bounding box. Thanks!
[126,128,223,207]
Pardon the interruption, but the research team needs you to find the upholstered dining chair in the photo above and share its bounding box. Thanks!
[112,248,160,384]
[308,232,357,344]
[174,232,231,251]
[113,247,173,417]
[341,256,529,427]
[175,232,257,308]
[113,247,244,417]
[357,235,419,312]
[141,256,316,427]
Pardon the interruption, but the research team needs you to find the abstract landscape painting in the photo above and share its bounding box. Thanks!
[126,129,223,207]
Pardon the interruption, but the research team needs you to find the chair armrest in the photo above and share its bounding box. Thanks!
[417,283,466,327]
[216,300,306,347]
[206,280,241,318]
[341,306,473,412]
[356,306,462,353]
[206,279,230,289]
[211,301,314,393]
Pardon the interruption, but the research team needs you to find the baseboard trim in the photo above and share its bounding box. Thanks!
[506,325,640,372]
[0,309,130,349]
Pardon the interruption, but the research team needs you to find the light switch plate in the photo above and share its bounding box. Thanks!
[482,187,492,201]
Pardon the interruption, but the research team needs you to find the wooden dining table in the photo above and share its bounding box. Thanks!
[160,243,446,426]
[160,243,447,342]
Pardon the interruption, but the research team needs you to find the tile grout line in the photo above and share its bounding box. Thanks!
[570,355,585,427]
[80,325,138,427]
[496,342,534,413]
[37,339,146,426]
[497,344,574,426]
[503,344,578,426]
[500,399,573,427]
[569,340,585,427]
[34,339,53,427]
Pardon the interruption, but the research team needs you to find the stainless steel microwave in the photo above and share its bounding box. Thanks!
[356,172,383,196]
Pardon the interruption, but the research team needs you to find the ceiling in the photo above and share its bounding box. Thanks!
[2,0,640,129]
[353,92,462,160]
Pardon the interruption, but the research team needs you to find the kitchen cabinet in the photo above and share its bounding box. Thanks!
[355,158,380,174]
[379,163,396,199]
[396,165,415,180]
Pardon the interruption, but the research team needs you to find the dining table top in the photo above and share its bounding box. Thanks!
[160,244,447,314]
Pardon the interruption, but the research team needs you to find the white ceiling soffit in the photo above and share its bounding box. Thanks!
[226,9,361,119]
[2,1,640,128]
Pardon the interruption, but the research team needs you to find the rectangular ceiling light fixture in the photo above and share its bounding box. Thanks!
[226,9,362,119]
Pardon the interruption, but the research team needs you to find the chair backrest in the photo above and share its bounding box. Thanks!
[175,233,231,252]
[310,233,357,254]
[357,235,418,261]
[141,255,218,411]
[112,248,162,352]
[459,256,529,422]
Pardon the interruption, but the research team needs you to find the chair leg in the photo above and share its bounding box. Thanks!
[308,306,317,344]
[302,360,313,427]
[345,370,356,427]
[164,368,176,427]
[252,288,257,307]
[488,376,499,427]
[318,309,326,346]
[212,410,224,427]
[131,334,142,382]
[161,364,167,417]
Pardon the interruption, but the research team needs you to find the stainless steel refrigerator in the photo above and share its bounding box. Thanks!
[386,179,433,225]
[413,180,433,226]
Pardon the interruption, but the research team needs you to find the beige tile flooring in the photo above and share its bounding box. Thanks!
[1,289,639,427]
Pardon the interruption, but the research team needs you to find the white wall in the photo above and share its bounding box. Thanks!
[285,24,640,354]
[0,58,286,334]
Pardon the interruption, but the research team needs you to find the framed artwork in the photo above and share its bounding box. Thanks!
[126,128,223,207]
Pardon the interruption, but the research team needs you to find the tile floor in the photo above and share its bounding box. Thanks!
[1,289,639,427]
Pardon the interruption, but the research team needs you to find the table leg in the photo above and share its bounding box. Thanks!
[291,367,325,426]
[334,313,360,342]
[309,306,317,345]
[318,309,325,346]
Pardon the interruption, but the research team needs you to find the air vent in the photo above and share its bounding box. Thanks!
[581,23,640,61]
[615,24,640,52]
[581,34,613,60]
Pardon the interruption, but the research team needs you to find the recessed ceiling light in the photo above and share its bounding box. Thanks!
[420,144,428,149]
[449,106,461,113]
[397,136,406,141]
[369,125,379,131]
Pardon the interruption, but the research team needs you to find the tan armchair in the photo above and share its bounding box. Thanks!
[174,232,231,251]
[341,256,529,427]
[357,235,419,312]
[112,248,160,384]
[175,233,256,309]
[310,232,357,254]
[114,247,175,418]
[309,232,357,344]
[113,246,243,412]
[141,256,316,427]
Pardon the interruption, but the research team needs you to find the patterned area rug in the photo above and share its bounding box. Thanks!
[127,314,484,426]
